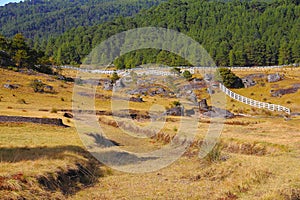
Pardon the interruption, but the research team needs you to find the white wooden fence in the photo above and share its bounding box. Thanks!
[219,83,291,115]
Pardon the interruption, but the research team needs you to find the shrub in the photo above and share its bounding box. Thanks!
[50,108,58,113]
[61,97,65,101]
[34,65,53,75]
[30,79,45,93]
[110,72,120,83]
[182,70,192,80]
[215,68,244,88]
[171,101,181,107]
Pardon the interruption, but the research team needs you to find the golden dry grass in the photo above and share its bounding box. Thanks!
[0,67,299,199]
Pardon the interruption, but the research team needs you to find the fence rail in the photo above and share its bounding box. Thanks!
[219,83,291,115]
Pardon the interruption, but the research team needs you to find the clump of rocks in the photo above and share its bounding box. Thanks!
[103,81,113,90]
[164,106,183,116]
[198,99,234,118]
[3,84,20,89]
[267,73,284,83]
[129,97,144,102]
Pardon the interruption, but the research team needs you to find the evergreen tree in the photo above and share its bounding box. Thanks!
[278,40,292,65]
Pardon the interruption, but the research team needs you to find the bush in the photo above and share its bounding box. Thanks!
[182,70,192,80]
[50,108,58,113]
[215,68,244,88]
[30,79,45,93]
[110,72,120,83]
[171,101,181,107]
[34,65,53,75]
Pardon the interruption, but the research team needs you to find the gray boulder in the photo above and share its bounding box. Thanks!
[165,106,183,116]
[3,84,19,89]
[242,77,256,88]
[198,99,209,111]
[103,81,113,91]
[268,73,283,83]
[63,112,73,118]
[185,109,195,116]
[115,79,125,88]
[199,98,234,118]
[202,107,234,118]
[129,97,144,102]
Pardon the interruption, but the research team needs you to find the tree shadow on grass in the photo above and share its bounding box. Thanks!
[0,145,104,195]
[92,150,158,166]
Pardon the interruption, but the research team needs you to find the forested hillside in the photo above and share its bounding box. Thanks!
[47,0,299,68]
[0,34,52,73]
[0,0,167,39]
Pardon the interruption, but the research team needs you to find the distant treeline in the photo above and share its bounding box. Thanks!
[1,0,300,69]
[42,0,300,68]
[0,0,167,39]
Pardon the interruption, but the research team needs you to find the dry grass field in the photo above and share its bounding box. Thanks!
[0,67,299,199]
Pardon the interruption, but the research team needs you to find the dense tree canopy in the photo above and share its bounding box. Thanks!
[45,0,299,68]
[1,0,299,68]
[0,0,167,39]
[0,33,50,72]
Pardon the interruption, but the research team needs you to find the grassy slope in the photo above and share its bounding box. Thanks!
[232,68,300,113]
[0,67,299,199]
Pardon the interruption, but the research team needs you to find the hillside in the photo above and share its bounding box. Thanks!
[48,0,299,67]
[0,67,300,199]
[0,0,167,39]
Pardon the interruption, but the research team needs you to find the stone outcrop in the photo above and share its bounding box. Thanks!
[129,97,144,102]
[267,73,283,83]
[198,99,234,118]
[103,81,113,90]
[271,87,298,97]
[63,112,73,118]
[271,83,300,97]
[164,106,183,116]
[3,84,19,89]
[202,107,234,118]
[0,115,68,127]
[242,77,256,88]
